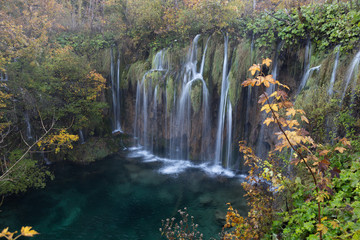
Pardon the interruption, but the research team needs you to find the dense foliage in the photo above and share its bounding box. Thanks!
[1,0,360,239]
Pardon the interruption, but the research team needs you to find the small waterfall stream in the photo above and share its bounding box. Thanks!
[110,49,123,133]
[340,50,360,105]
[24,112,33,140]
[297,65,321,94]
[214,34,232,167]
[328,45,341,96]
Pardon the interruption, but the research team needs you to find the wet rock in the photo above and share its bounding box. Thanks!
[199,194,213,206]
[215,209,227,225]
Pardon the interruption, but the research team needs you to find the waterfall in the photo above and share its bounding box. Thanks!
[110,48,122,133]
[79,130,85,144]
[328,45,341,96]
[24,112,33,140]
[169,34,211,161]
[226,102,233,168]
[134,50,167,150]
[152,86,158,152]
[214,34,231,166]
[133,36,212,163]
[340,50,360,105]
[297,65,321,94]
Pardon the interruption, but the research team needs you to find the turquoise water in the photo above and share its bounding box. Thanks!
[0,149,247,239]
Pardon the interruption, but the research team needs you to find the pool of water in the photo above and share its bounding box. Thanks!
[0,148,247,240]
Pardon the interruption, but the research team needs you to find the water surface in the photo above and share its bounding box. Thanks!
[0,148,247,239]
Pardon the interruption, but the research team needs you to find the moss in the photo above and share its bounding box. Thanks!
[190,81,202,114]
[168,46,187,72]
[212,43,224,94]
[227,41,251,106]
[124,60,150,89]
[204,38,216,85]
[295,85,340,142]
[166,76,174,113]
[67,137,118,163]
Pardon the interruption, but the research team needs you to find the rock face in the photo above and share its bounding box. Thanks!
[112,33,359,170]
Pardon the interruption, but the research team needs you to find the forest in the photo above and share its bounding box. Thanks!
[1,0,360,239]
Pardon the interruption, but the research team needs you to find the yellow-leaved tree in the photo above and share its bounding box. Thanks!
[223,59,349,240]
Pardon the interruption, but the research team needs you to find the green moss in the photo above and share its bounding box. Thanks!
[203,38,216,84]
[67,137,118,163]
[190,81,202,114]
[212,43,224,94]
[125,60,150,89]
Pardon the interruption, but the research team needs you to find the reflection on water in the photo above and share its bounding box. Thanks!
[0,148,247,240]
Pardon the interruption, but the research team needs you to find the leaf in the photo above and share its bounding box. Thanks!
[262,58,272,67]
[261,104,271,113]
[330,167,341,178]
[21,226,39,237]
[318,159,330,173]
[335,146,346,153]
[317,223,328,235]
[0,228,10,237]
[301,115,309,124]
[319,149,329,156]
[339,137,351,146]
[286,108,296,116]
[263,117,274,126]
[249,64,260,76]
[258,93,267,104]
[242,78,256,87]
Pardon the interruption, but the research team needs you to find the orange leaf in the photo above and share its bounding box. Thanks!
[262,58,272,67]
[249,64,260,76]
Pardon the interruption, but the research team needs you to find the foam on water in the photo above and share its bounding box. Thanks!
[126,146,242,178]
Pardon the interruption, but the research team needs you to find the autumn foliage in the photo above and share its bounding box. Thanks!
[0,226,38,239]
[223,59,354,239]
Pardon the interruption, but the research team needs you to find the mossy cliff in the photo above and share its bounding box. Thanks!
[111,32,359,164]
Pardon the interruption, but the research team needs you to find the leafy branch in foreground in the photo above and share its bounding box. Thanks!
[223,59,351,240]
[0,226,38,239]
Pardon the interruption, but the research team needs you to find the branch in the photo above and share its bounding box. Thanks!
[263,92,323,240]
[0,117,55,182]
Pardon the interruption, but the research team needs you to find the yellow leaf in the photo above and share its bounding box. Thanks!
[263,117,274,126]
[317,223,328,235]
[21,226,39,237]
[330,220,340,229]
[261,104,271,113]
[301,115,309,124]
[249,64,260,76]
[335,147,346,153]
[262,58,272,67]
[0,228,9,237]
[286,108,296,117]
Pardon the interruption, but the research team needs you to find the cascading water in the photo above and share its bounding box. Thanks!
[328,45,341,96]
[297,65,321,94]
[110,49,122,133]
[79,130,85,144]
[134,49,167,150]
[169,35,211,161]
[24,112,33,140]
[340,50,360,105]
[214,34,232,167]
